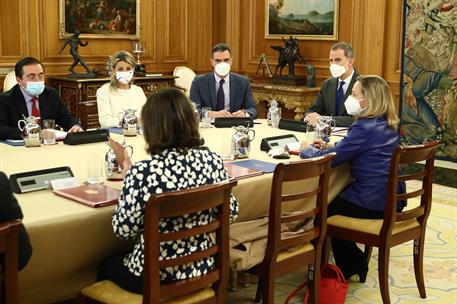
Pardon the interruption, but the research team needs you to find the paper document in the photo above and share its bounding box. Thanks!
[55,130,67,140]
[285,142,301,155]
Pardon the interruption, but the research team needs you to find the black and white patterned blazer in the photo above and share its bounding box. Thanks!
[112,147,238,282]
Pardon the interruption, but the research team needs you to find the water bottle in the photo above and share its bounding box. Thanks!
[190,102,200,125]
[269,100,281,128]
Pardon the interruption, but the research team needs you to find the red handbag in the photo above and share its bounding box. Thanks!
[285,264,348,304]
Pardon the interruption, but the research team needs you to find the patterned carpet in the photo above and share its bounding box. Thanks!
[227,183,457,303]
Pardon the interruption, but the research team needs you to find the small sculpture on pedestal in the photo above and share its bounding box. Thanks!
[132,41,146,76]
[271,36,305,85]
[59,30,97,78]
[306,64,316,87]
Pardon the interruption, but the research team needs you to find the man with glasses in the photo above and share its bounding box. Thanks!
[190,43,257,118]
[0,57,82,140]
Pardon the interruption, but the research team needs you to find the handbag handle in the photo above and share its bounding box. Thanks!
[321,263,347,283]
[285,264,347,304]
[285,281,307,304]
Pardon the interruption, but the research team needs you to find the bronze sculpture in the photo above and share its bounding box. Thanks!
[270,36,305,85]
[306,64,316,87]
[271,36,305,77]
[59,30,97,77]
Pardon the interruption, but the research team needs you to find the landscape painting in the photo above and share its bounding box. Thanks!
[266,0,338,40]
[59,0,140,39]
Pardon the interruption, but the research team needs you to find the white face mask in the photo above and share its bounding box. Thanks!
[330,63,346,78]
[116,71,134,84]
[344,95,364,115]
[214,62,230,77]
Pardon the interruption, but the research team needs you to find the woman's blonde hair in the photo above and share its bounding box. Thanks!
[109,51,136,89]
[357,75,399,129]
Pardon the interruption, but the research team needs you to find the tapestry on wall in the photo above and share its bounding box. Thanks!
[401,0,457,159]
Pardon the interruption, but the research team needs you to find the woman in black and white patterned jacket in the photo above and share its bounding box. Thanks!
[98,87,238,293]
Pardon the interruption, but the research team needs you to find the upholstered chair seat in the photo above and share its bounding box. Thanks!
[81,280,215,304]
[328,216,419,236]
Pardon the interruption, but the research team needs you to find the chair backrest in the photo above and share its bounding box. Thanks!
[3,71,17,92]
[381,141,440,236]
[143,180,237,304]
[0,220,22,304]
[173,66,196,97]
[265,153,335,265]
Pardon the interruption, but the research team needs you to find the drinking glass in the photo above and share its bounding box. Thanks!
[270,107,281,128]
[87,152,104,184]
[201,107,212,128]
[42,119,56,145]
[220,138,234,161]
[305,122,314,133]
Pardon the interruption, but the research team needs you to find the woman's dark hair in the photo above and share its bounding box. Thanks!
[15,57,44,78]
[142,87,204,155]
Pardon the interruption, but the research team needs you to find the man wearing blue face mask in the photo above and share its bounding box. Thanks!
[190,43,257,118]
[0,57,83,140]
[304,42,359,127]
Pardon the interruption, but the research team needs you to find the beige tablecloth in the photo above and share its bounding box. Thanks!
[0,120,351,303]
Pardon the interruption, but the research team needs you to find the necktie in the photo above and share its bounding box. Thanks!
[31,96,40,118]
[335,80,345,114]
[216,79,225,111]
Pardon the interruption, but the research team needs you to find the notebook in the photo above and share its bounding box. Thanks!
[224,162,263,180]
[53,184,120,208]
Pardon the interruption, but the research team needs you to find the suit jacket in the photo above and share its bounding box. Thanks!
[0,84,79,140]
[300,117,404,212]
[0,171,32,270]
[189,72,258,118]
[305,70,360,127]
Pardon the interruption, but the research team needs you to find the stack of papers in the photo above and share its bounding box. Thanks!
[332,127,348,137]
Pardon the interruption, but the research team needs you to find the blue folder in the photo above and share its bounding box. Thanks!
[0,140,25,147]
[103,127,123,135]
[229,159,277,173]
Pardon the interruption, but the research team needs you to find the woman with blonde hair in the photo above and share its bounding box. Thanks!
[299,75,404,281]
[96,51,146,128]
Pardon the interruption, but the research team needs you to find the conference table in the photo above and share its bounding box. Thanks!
[0,120,352,303]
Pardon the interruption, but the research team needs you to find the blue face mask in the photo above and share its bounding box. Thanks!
[25,81,45,96]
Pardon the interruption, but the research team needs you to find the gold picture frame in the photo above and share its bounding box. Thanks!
[59,0,140,39]
[266,0,339,40]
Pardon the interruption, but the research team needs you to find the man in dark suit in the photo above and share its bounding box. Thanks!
[190,43,257,118]
[0,171,32,270]
[0,57,82,140]
[304,42,360,127]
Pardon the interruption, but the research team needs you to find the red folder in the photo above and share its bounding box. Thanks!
[53,184,120,208]
[224,162,263,180]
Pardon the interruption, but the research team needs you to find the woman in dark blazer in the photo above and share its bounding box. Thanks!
[299,75,404,280]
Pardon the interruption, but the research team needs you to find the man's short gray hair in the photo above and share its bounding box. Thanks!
[331,42,354,59]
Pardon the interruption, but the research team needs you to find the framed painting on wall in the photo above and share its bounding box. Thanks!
[59,0,140,39]
[266,0,339,40]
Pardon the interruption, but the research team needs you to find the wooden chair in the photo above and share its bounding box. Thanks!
[0,220,23,304]
[173,66,196,97]
[3,70,17,92]
[79,102,100,130]
[324,141,440,304]
[81,180,237,304]
[246,153,335,304]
